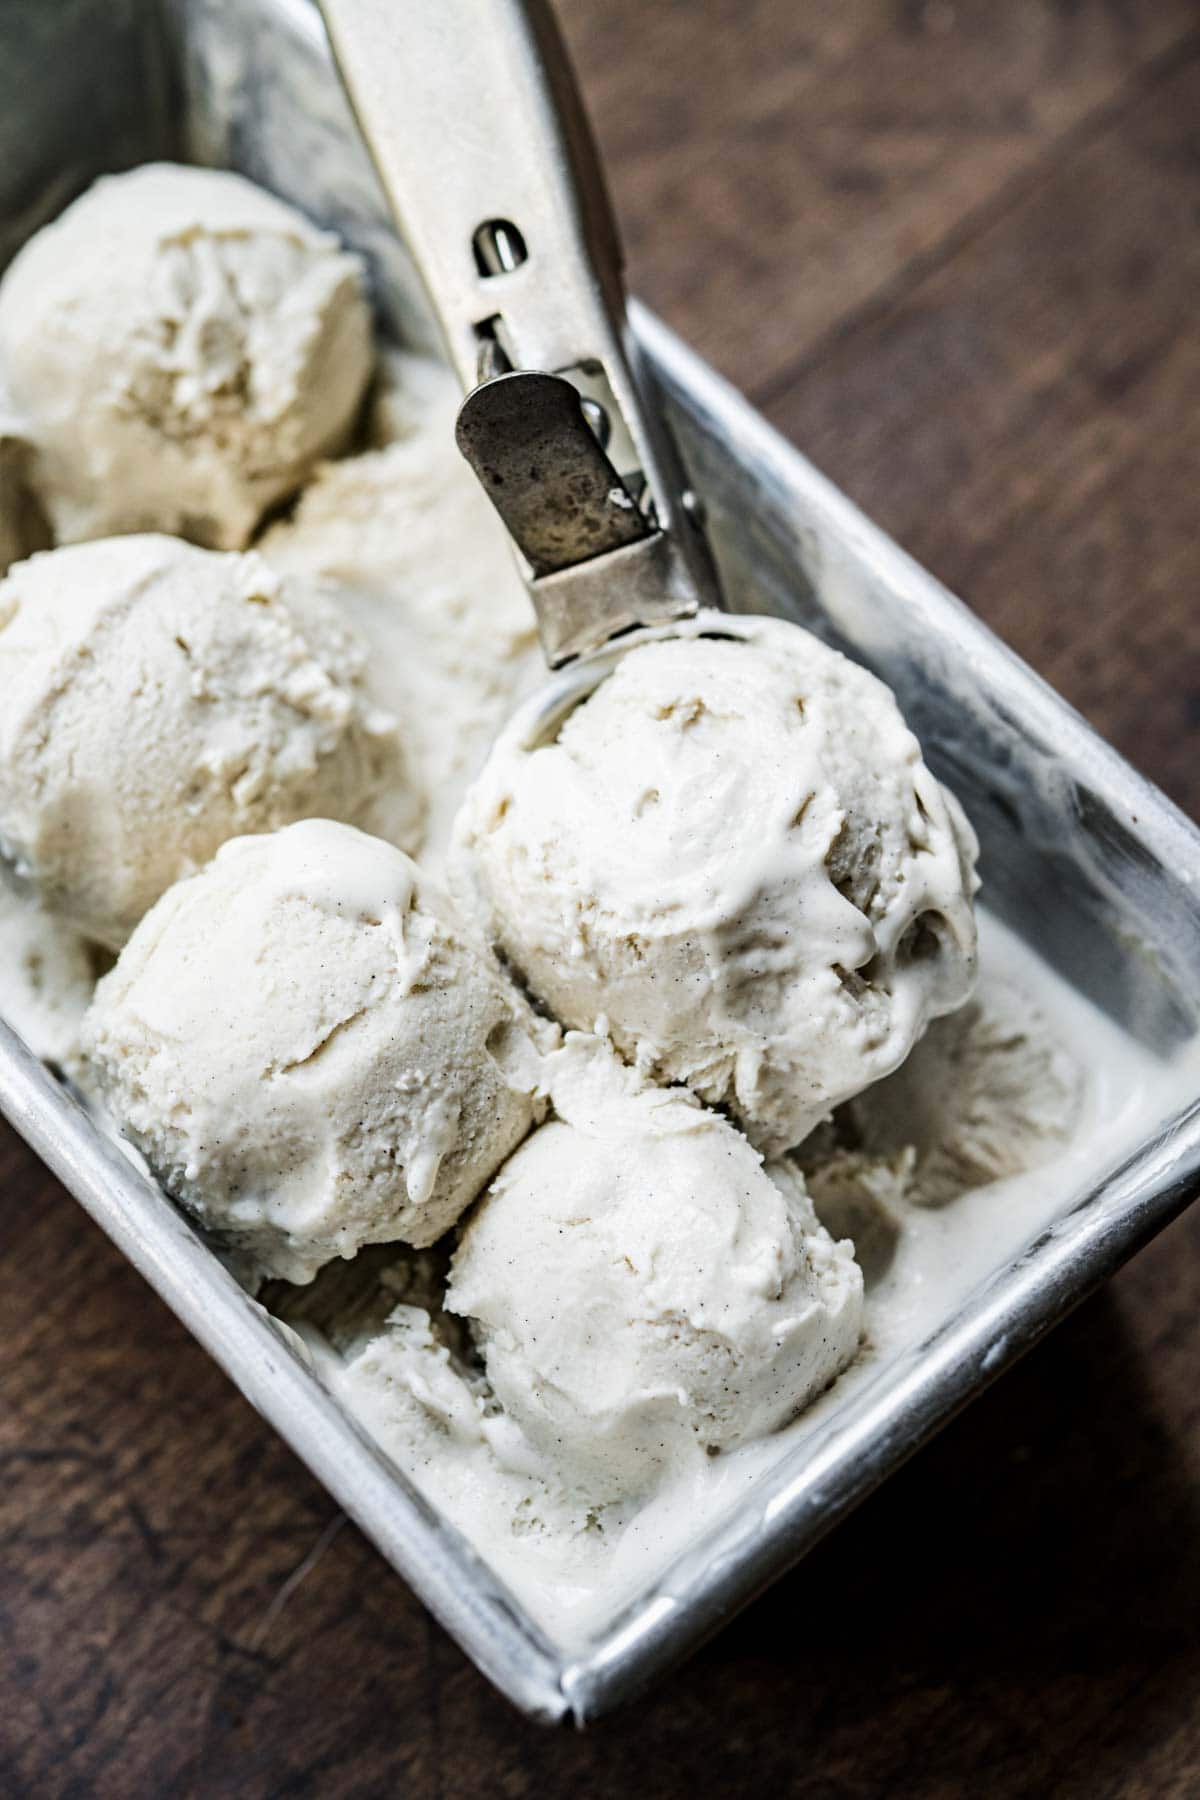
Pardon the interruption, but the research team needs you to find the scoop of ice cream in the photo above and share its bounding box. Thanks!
[457,613,979,1153]
[447,1038,863,1501]
[0,534,416,948]
[0,163,373,548]
[81,820,546,1283]
[262,351,542,864]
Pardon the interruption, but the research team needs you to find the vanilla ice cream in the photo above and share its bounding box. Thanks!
[81,820,546,1283]
[0,869,99,1065]
[811,974,1086,1209]
[262,350,542,862]
[457,613,979,1153]
[0,163,373,548]
[0,535,415,949]
[288,916,1194,1649]
[447,1037,863,1501]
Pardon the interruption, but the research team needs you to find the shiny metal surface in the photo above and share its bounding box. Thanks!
[455,367,701,668]
[315,0,714,664]
[454,370,652,574]
[0,0,1198,1723]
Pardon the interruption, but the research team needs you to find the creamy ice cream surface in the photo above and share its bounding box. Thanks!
[798,968,1086,1239]
[446,1037,864,1502]
[0,535,416,949]
[0,869,99,1066]
[276,914,1199,1647]
[81,820,546,1284]
[309,1267,601,1610]
[842,976,1085,1205]
[0,163,373,549]
[457,612,979,1152]
[261,350,542,865]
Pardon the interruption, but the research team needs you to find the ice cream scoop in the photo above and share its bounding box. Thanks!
[81,819,546,1284]
[447,1037,863,1501]
[317,2,980,1159]
[456,612,979,1152]
[317,0,716,669]
[0,162,373,548]
[0,534,415,948]
[322,0,978,1155]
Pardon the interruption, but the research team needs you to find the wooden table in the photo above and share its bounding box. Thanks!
[3,2,1199,1791]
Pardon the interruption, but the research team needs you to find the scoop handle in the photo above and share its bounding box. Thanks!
[323,0,620,382]
[316,0,718,664]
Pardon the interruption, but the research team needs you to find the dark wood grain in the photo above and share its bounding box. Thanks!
[3,2,1199,1792]
[757,39,1200,818]
[558,0,1197,399]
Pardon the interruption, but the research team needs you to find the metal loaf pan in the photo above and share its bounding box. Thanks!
[2,0,1199,1723]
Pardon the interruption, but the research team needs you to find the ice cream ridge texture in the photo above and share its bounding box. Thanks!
[0,535,416,948]
[448,1037,864,1501]
[0,163,373,549]
[456,612,980,1154]
[81,821,544,1284]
